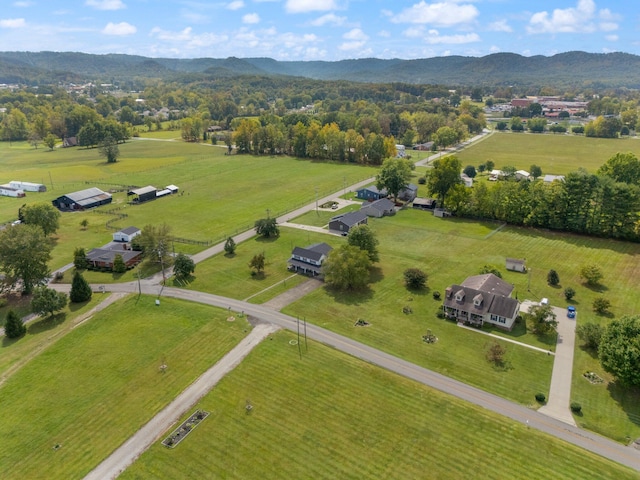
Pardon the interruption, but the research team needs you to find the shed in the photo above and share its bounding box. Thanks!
[9,181,46,192]
[460,173,473,187]
[412,197,437,210]
[113,226,141,243]
[165,184,179,194]
[398,183,418,202]
[128,185,157,203]
[63,136,78,147]
[52,187,112,211]
[328,210,368,234]
[360,198,396,218]
[506,258,526,272]
[543,174,565,183]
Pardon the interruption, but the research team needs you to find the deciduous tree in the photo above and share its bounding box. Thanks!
[580,264,603,286]
[527,304,558,336]
[20,202,61,236]
[599,315,640,386]
[173,253,195,280]
[0,224,52,294]
[376,157,413,202]
[98,135,120,163]
[426,155,462,207]
[403,268,427,289]
[347,224,379,262]
[31,286,67,317]
[255,217,279,238]
[322,245,371,291]
[249,252,265,274]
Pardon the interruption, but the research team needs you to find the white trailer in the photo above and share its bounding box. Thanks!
[9,181,46,192]
[0,185,25,198]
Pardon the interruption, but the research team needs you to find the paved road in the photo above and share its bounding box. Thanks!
[59,283,640,473]
[84,322,279,480]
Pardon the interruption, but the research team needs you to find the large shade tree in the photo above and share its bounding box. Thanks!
[376,157,413,202]
[0,224,52,294]
[20,202,61,236]
[322,245,372,290]
[599,315,640,386]
[426,155,463,207]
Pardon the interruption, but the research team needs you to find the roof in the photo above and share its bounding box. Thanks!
[166,184,179,191]
[443,283,519,320]
[64,187,112,205]
[506,258,525,265]
[129,185,157,196]
[86,248,142,264]
[357,185,387,195]
[413,197,436,206]
[543,174,565,183]
[461,273,514,298]
[291,242,332,262]
[516,170,530,177]
[330,210,368,227]
[362,198,395,212]
[403,183,418,192]
[118,226,140,235]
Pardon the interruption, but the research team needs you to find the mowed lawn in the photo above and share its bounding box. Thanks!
[0,295,249,480]
[455,132,640,175]
[186,226,343,302]
[121,330,637,480]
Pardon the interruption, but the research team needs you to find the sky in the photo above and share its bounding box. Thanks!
[0,0,636,61]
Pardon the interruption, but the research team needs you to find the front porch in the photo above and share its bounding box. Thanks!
[443,306,484,326]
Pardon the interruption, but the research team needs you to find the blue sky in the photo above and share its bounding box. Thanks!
[0,0,635,60]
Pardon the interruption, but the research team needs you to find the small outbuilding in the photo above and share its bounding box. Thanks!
[128,186,157,203]
[398,183,418,202]
[52,187,112,211]
[328,210,368,234]
[543,174,565,183]
[113,226,141,243]
[506,258,526,272]
[412,197,437,210]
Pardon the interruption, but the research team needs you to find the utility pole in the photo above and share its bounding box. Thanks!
[315,186,319,216]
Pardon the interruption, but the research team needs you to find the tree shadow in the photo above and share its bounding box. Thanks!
[171,275,195,287]
[324,284,374,306]
[250,271,266,280]
[607,381,640,427]
[368,266,384,284]
[583,283,609,293]
[69,299,90,312]
[578,344,599,360]
[255,235,279,244]
[224,252,236,259]
[2,334,24,347]
[26,312,67,334]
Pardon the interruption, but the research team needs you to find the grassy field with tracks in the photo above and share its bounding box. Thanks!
[121,330,638,480]
[0,295,249,480]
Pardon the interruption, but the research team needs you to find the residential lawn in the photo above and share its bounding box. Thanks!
[0,294,104,378]
[571,314,640,443]
[454,131,640,175]
[292,202,362,227]
[284,208,640,408]
[121,330,637,480]
[186,227,344,301]
[0,295,250,480]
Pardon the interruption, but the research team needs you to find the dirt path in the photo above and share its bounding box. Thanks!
[261,278,324,311]
[83,322,279,480]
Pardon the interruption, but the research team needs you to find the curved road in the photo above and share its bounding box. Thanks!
[49,131,640,474]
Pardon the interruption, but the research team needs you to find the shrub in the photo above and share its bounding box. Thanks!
[4,310,26,339]
[592,296,611,315]
[580,264,603,286]
[535,393,546,403]
[564,287,576,301]
[547,269,559,286]
[404,268,427,289]
[113,254,126,274]
[576,323,604,350]
[432,291,441,300]
[418,176,426,185]
[479,264,502,278]
[570,402,582,413]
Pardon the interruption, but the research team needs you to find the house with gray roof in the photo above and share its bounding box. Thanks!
[398,183,418,202]
[356,185,387,201]
[287,242,333,276]
[442,273,520,330]
[328,210,368,234]
[360,198,396,218]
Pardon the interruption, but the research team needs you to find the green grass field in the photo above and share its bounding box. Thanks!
[0,295,249,480]
[121,330,638,480]
[455,131,640,175]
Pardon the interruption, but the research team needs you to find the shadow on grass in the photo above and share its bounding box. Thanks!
[369,266,384,284]
[69,299,91,312]
[324,284,374,305]
[255,235,279,244]
[26,312,67,334]
[578,344,599,360]
[171,275,195,287]
[2,334,24,348]
[607,381,640,427]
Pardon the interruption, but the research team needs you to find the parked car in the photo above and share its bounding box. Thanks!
[567,306,576,318]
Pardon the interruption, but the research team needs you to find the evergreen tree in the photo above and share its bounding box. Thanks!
[74,247,87,270]
[113,254,126,273]
[224,236,236,255]
[547,269,560,286]
[70,271,92,303]
[4,310,26,339]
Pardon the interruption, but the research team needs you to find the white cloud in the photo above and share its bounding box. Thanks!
[13,1,33,7]
[285,0,337,14]
[85,0,126,11]
[489,45,501,53]
[338,28,369,52]
[227,0,244,10]
[423,29,480,45]
[526,0,618,34]
[310,13,346,27]
[102,21,136,35]
[0,18,26,28]
[343,28,367,41]
[181,12,210,24]
[488,19,512,33]
[378,30,391,38]
[606,34,618,41]
[243,13,260,24]
[391,1,478,27]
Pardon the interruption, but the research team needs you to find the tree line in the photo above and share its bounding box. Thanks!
[430,152,640,242]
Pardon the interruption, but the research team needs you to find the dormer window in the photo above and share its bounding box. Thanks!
[473,294,483,307]
[455,289,465,302]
